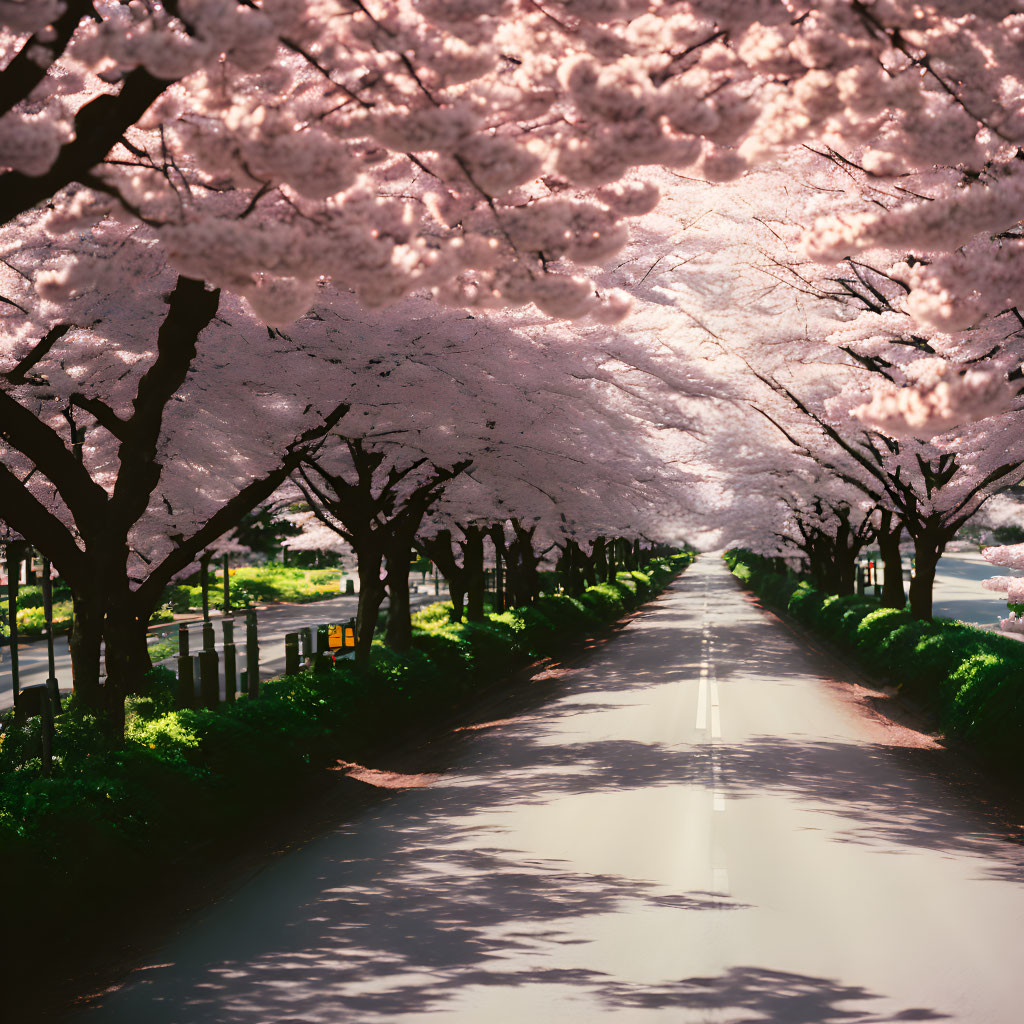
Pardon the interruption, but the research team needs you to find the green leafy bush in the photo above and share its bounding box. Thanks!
[787,583,825,626]
[16,601,73,635]
[0,552,693,958]
[854,608,915,652]
[725,548,1024,779]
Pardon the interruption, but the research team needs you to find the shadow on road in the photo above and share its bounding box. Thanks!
[602,966,949,1021]
[74,574,985,1022]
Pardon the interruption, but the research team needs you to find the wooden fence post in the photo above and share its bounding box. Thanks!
[199,649,219,709]
[285,632,300,675]
[245,608,259,698]
[223,618,236,701]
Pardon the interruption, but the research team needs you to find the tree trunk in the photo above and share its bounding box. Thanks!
[462,526,486,621]
[101,597,152,734]
[384,543,413,652]
[909,529,945,620]
[68,589,103,709]
[877,513,907,609]
[589,537,606,587]
[558,540,586,596]
[489,525,508,612]
[355,553,387,660]
[835,536,863,595]
[818,538,841,592]
[836,553,856,595]
[510,521,541,606]
[417,530,467,622]
[448,581,466,623]
[604,538,617,583]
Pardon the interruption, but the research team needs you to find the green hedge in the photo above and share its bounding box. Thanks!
[724,549,1024,779]
[0,552,693,957]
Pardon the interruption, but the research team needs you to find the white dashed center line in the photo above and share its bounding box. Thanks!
[712,867,730,896]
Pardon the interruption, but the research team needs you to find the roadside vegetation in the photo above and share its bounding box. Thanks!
[724,550,1024,780]
[0,554,691,961]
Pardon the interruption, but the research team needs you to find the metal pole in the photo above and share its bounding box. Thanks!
[41,554,57,687]
[223,552,230,614]
[7,542,21,705]
[223,618,236,701]
[285,632,300,675]
[315,624,331,671]
[199,649,219,709]
[245,607,259,697]
[176,622,194,708]
[40,689,54,777]
[201,552,210,623]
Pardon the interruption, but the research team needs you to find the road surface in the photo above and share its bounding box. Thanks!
[1,584,445,710]
[932,549,1019,626]
[74,557,1024,1023]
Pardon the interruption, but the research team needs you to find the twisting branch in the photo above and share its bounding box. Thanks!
[4,323,71,384]
[0,0,96,119]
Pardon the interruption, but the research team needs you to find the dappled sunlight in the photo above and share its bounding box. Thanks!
[76,565,1024,1023]
[83,839,749,1022]
[334,762,442,789]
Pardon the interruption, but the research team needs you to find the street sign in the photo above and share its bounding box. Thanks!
[327,622,356,650]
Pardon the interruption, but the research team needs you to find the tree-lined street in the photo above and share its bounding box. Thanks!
[5,3,1024,1017]
[76,557,1024,1023]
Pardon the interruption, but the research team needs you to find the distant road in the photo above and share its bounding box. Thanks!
[932,550,1021,627]
[1,584,447,711]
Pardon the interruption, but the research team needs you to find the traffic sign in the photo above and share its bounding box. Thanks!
[327,622,356,650]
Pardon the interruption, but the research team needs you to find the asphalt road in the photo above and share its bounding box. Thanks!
[74,557,1024,1023]
[932,549,1020,626]
[1,584,445,710]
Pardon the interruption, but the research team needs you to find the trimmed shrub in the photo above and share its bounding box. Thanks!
[817,595,875,646]
[0,552,694,963]
[725,548,1024,780]
[854,608,915,653]
[787,583,826,626]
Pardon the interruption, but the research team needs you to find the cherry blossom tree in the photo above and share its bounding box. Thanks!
[285,290,700,645]
[0,222,354,727]
[8,1,1024,694]
[296,444,470,658]
[7,2,1024,331]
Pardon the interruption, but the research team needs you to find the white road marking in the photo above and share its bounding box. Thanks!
[711,705,722,739]
[696,623,711,729]
[713,792,726,811]
[710,679,720,708]
[713,867,730,896]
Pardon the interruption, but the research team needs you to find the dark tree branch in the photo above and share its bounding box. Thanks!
[0,0,95,119]
[4,323,71,384]
[109,276,220,527]
[0,460,87,583]
[0,67,171,227]
[136,401,348,604]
